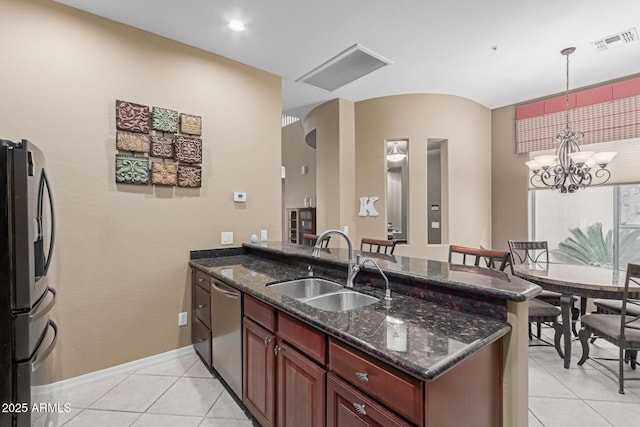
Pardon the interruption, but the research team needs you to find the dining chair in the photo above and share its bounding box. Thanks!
[577,263,640,394]
[302,233,330,248]
[449,245,563,355]
[360,237,397,255]
[508,240,580,337]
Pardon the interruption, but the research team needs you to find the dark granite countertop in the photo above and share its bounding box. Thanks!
[189,243,538,382]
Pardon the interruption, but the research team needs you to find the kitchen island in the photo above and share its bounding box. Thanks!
[189,242,539,426]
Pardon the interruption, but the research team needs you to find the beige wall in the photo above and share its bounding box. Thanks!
[303,99,357,241]
[281,122,316,212]
[0,0,282,380]
[491,105,530,251]
[355,94,492,260]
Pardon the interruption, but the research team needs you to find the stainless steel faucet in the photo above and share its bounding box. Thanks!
[355,255,392,308]
[312,229,357,287]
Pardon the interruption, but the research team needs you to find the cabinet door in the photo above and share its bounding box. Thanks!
[276,341,326,427]
[192,316,211,367]
[327,373,411,427]
[243,317,276,427]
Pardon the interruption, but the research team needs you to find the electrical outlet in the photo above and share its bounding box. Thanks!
[178,312,187,326]
[221,231,233,245]
[260,229,268,241]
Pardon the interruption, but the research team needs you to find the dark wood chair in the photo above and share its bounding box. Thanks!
[578,263,640,394]
[360,237,397,255]
[302,233,330,248]
[449,245,563,354]
[508,240,580,337]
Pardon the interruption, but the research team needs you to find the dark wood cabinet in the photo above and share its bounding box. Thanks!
[243,317,276,427]
[327,373,411,427]
[286,207,316,244]
[243,294,326,427]
[191,269,212,367]
[277,341,326,427]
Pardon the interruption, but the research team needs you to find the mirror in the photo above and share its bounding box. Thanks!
[386,140,408,242]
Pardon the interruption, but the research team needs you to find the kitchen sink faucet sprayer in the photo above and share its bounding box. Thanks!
[355,255,392,308]
[312,230,357,287]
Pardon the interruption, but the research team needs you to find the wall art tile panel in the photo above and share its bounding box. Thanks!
[174,136,202,163]
[179,113,202,135]
[152,107,178,132]
[177,164,202,188]
[116,100,150,133]
[115,154,149,185]
[150,135,175,159]
[116,131,150,153]
[150,162,177,186]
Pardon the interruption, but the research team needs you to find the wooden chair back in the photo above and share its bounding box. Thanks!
[360,237,397,255]
[448,245,513,274]
[302,233,330,248]
[508,240,549,265]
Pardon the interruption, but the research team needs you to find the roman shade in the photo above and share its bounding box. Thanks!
[516,77,640,154]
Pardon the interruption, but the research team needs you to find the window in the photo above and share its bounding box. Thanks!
[531,184,640,270]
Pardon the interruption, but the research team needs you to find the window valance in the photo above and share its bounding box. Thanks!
[515,77,640,154]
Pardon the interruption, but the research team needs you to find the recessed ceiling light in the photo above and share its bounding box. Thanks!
[228,20,245,32]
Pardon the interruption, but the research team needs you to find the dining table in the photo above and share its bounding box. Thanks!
[512,262,640,368]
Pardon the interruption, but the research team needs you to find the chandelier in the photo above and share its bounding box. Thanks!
[525,47,617,193]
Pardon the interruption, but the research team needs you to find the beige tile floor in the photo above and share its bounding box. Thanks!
[528,327,640,427]
[46,351,256,427]
[42,328,640,427]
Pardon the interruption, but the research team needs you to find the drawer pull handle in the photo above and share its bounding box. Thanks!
[274,345,282,356]
[198,277,205,282]
[264,337,272,346]
[355,372,368,382]
[353,403,367,416]
[197,304,204,308]
[197,338,205,343]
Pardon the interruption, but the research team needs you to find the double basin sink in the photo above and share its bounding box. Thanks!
[267,278,378,312]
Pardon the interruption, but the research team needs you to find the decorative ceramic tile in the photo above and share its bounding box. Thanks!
[150,162,177,186]
[179,114,202,135]
[174,136,202,163]
[116,100,150,133]
[116,131,150,153]
[150,136,175,159]
[177,165,202,188]
[115,155,149,185]
[152,107,179,133]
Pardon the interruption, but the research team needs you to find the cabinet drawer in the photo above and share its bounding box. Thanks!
[193,316,211,367]
[193,269,210,291]
[329,339,422,425]
[244,294,276,331]
[278,312,326,365]
[327,373,411,427]
[194,283,211,328]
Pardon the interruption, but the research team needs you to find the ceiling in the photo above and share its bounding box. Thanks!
[55,0,640,120]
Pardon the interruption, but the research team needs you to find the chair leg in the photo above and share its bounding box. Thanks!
[577,328,591,366]
[553,320,564,359]
[528,322,532,340]
[619,346,625,394]
[537,321,542,339]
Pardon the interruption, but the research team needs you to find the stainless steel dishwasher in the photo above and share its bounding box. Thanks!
[210,278,242,398]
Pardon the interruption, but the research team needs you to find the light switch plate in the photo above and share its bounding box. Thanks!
[260,229,268,241]
[178,312,187,326]
[233,192,246,202]
[221,231,233,245]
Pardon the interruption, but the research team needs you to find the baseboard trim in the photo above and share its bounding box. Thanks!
[44,345,195,392]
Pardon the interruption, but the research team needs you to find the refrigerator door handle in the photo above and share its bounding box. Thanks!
[30,287,56,322]
[38,169,55,275]
[32,320,58,372]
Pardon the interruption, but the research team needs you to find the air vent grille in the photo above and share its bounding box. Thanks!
[592,28,638,51]
[297,44,392,92]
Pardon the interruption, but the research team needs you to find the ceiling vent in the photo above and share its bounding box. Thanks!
[592,28,638,51]
[297,44,392,92]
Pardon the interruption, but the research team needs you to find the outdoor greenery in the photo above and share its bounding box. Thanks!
[551,222,640,269]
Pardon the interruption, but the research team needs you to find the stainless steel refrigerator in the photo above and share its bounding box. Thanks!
[1,139,58,427]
